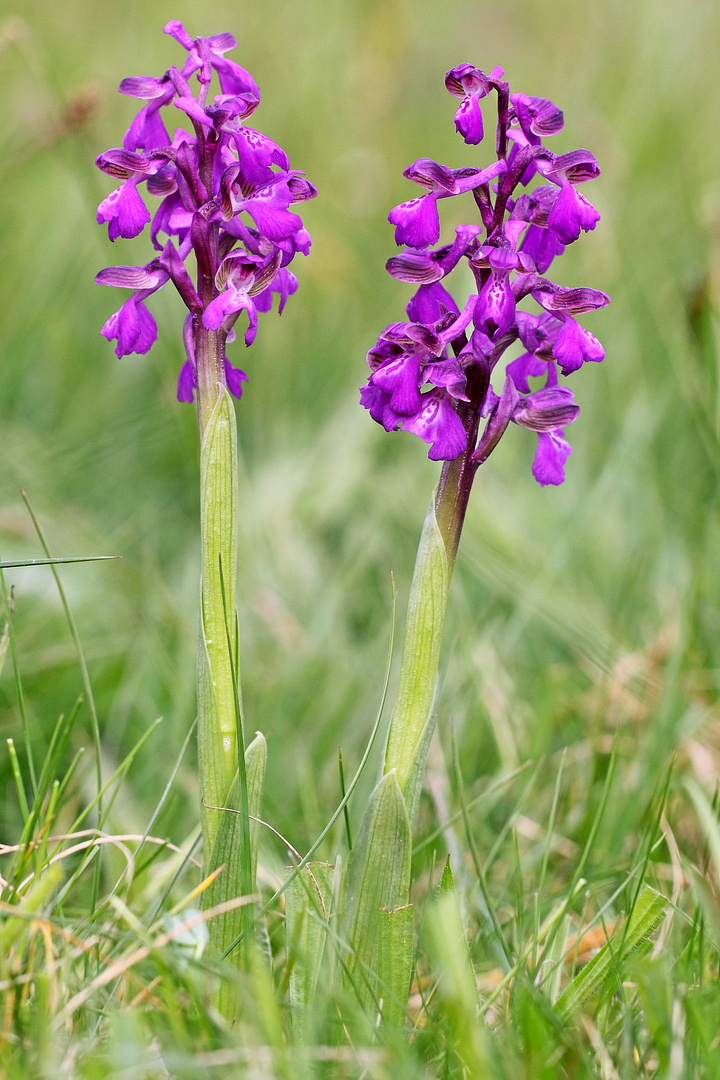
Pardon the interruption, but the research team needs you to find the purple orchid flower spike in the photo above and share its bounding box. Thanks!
[94,26,320,977]
[95,22,316,418]
[355,63,609,940]
[361,60,608,499]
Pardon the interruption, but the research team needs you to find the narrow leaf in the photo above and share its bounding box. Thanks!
[343,770,412,1004]
[383,492,450,826]
[204,732,266,1021]
[286,862,333,1044]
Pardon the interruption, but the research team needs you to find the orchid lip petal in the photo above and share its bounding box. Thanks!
[532,430,572,486]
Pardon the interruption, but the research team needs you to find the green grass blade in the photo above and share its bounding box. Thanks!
[6,738,29,822]
[0,557,119,568]
[0,569,35,793]
[21,493,104,814]
[451,724,513,969]
[554,884,667,1024]
[235,573,396,943]
[425,865,489,1076]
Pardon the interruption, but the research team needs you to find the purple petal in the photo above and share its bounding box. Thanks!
[203,288,258,345]
[101,298,157,358]
[206,92,260,127]
[207,32,237,53]
[552,318,605,374]
[513,385,579,431]
[146,165,177,199]
[123,102,171,153]
[532,430,572,486]
[445,64,490,98]
[506,352,550,393]
[407,282,459,323]
[253,268,298,314]
[533,282,611,314]
[119,77,169,99]
[286,173,318,203]
[371,354,423,416]
[275,226,312,258]
[454,95,484,144]
[95,148,152,179]
[527,97,564,135]
[151,192,185,248]
[543,149,600,184]
[95,264,166,289]
[177,359,196,402]
[520,223,565,273]
[174,94,213,128]
[403,158,457,192]
[424,358,468,400]
[512,93,564,137]
[182,311,195,365]
[243,191,303,242]
[402,391,466,460]
[97,181,151,241]
[388,195,440,248]
[546,185,600,245]
[202,287,249,331]
[231,127,289,186]
[386,252,444,285]
[360,383,400,431]
[224,359,248,398]
[450,158,506,194]
[516,310,563,356]
[213,56,261,99]
[474,270,516,336]
[164,20,194,49]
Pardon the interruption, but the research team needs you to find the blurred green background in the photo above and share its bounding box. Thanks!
[0,0,719,860]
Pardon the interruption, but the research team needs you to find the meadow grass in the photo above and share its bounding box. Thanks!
[1,0,720,1074]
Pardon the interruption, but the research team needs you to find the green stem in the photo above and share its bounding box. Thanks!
[195,325,239,863]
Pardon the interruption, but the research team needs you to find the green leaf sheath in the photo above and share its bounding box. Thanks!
[377,904,414,1029]
[343,770,412,1004]
[198,389,239,859]
[383,492,451,827]
[204,732,266,1018]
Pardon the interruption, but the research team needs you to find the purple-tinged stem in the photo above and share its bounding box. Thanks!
[435,350,490,567]
[194,321,226,437]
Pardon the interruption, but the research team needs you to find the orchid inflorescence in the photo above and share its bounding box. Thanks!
[95,21,316,403]
[361,64,609,485]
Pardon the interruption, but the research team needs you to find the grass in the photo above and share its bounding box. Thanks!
[1,0,720,1074]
